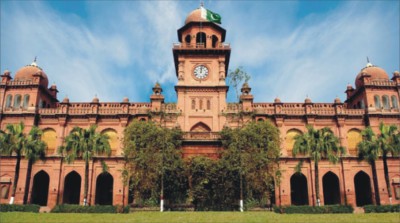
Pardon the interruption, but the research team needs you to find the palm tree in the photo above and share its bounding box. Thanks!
[0,122,46,204]
[59,125,111,206]
[357,126,380,205]
[293,126,345,206]
[376,123,400,204]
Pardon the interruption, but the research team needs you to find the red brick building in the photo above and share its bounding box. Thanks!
[1,8,399,209]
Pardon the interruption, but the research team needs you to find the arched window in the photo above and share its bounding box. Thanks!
[207,100,211,110]
[190,122,211,132]
[374,95,381,109]
[382,95,390,109]
[102,129,118,156]
[13,94,21,108]
[5,95,12,108]
[185,34,191,45]
[192,99,196,110]
[211,35,218,48]
[360,99,365,109]
[346,129,362,156]
[285,129,302,156]
[391,95,399,109]
[199,99,203,110]
[196,32,206,48]
[42,129,57,155]
[23,95,30,109]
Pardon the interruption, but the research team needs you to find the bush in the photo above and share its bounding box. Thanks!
[364,205,400,213]
[51,204,129,213]
[273,205,353,214]
[0,204,40,212]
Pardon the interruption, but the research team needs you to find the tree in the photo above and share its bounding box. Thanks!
[293,126,345,206]
[377,123,400,204]
[227,66,251,101]
[357,126,380,205]
[58,125,111,206]
[0,122,46,204]
[122,120,186,208]
[220,120,281,210]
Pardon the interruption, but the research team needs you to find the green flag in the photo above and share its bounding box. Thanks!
[200,7,221,24]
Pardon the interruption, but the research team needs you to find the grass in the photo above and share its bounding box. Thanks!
[1,212,399,223]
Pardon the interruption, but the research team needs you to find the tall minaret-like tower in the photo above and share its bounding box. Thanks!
[173,6,231,139]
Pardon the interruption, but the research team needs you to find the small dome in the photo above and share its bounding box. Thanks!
[50,83,57,90]
[14,62,49,87]
[355,65,389,88]
[2,69,11,76]
[242,82,250,88]
[185,8,207,24]
[274,97,281,103]
[393,71,400,77]
[92,96,99,103]
[122,97,129,103]
[334,97,341,104]
[346,83,353,90]
[62,96,69,103]
[305,97,312,104]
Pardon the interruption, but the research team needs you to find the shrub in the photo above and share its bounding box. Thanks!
[364,205,400,213]
[51,204,129,213]
[0,204,40,212]
[273,205,353,214]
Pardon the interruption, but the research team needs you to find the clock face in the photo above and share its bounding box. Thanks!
[194,65,209,79]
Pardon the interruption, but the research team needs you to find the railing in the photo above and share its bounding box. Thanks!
[183,132,220,141]
[173,43,230,49]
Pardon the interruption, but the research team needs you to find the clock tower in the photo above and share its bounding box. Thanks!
[173,7,231,157]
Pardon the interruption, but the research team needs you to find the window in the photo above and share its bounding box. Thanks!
[199,99,203,110]
[391,95,399,109]
[13,94,21,108]
[374,95,381,109]
[207,100,211,110]
[382,95,390,109]
[212,35,218,48]
[185,34,191,45]
[191,99,195,110]
[5,95,12,108]
[285,129,302,156]
[23,95,30,109]
[42,129,57,155]
[1,185,9,199]
[393,177,400,200]
[196,32,206,48]
[360,100,365,109]
[347,129,362,156]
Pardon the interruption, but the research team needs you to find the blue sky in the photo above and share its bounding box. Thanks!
[1,1,399,103]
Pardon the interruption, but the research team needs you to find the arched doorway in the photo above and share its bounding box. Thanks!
[290,173,309,205]
[354,171,372,206]
[95,172,113,205]
[196,32,206,47]
[63,171,81,204]
[322,171,341,205]
[31,171,49,206]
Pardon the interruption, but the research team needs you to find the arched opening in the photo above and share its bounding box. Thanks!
[322,171,341,205]
[128,179,134,204]
[13,94,21,108]
[95,172,113,205]
[285,129,302,156]
[190,122,211,132]
[374,95,381,109]
[354,171,372,206]
[290,173,308,205]
[266,179,276,208]
[391,95,398,109]
[63,171,81,204]
[31,170,50,206]
[23,95,30,109]
[211,35,218,48]
[102,129,118,156]
[185,34,191,45]
[347,129,361,156]
[5,95,12,108]
[196,32,206,48]
[42,128,57,155]
[382,95,390,109]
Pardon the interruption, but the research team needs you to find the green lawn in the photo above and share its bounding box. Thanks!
[1,212,399,223]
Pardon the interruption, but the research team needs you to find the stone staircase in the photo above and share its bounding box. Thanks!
[39,206,51,213]
[353,207,365,214]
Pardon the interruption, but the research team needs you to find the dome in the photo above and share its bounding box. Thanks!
[304,97,312,104]
[393,71,400,77]
[122,97,129,103]
[2,69,11,76]
[14,63,49,87]
[274,97,281,103]
[92,96,99,103]
[334,97,341,104]
[62,96,69,103]
[185,8,207,24]
[355,65,389,88]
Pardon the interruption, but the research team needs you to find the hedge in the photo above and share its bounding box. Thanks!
[364,205,400,213]
[273,205,354,214]
[0,204,40,212]
[51,204,129,213]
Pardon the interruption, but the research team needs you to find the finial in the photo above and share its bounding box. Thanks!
[367,56,369,63]
[366,56,373,67]
[200,1,204,7]
[34,56,37,62]
[31,56,38,66]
